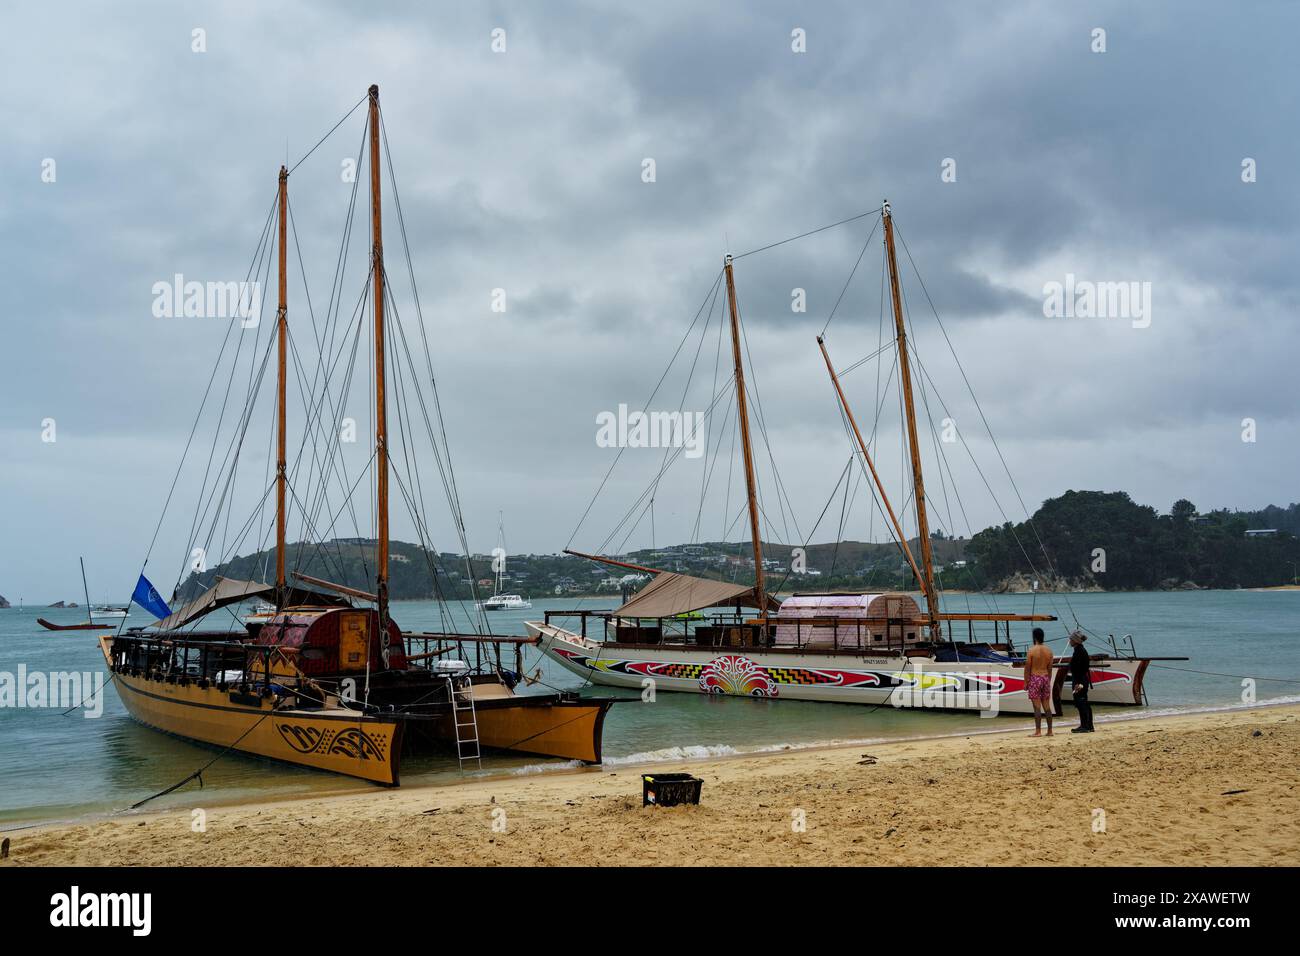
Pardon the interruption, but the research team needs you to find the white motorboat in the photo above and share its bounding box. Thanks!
[479,593,532,611]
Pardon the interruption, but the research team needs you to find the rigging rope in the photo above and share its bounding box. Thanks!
[732,208,882,261]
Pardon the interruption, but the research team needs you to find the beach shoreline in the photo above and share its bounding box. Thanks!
[5,702,1297,866]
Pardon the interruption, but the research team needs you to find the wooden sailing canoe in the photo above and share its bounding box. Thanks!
[100,637,404,785]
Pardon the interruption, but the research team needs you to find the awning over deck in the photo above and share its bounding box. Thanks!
[148,576,343,631]
[613,571,779,620]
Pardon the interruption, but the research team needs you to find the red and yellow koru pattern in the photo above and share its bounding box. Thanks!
[550,646,1123,697]
[699,655,780,697]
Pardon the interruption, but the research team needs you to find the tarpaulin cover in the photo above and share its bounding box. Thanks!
[613,571,777,619]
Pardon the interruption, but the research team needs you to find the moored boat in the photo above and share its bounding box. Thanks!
[531,202,1182,718]
[99,85,614,784]
[478,594,532,611]
[39,558,117,632]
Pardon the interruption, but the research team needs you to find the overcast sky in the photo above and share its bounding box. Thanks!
[2,1,1297,603]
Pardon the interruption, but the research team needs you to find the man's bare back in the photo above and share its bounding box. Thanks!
[1026,642,1053,676]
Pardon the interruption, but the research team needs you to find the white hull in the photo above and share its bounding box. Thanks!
[478,598,531,611]
[526,622,1148,717]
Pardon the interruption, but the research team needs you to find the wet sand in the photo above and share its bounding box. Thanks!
[5,704,1297,866]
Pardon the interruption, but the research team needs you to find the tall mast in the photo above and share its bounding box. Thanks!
[275,165,288,605]
[815,336,926,591]
[882,201,940,640]
[723,255,766,616]
[495,511,505,595]
[368,84,390,635]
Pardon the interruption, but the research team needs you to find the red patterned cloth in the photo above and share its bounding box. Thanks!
[1027,673,1052,701]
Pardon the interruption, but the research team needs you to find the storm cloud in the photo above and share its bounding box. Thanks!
[2,1,1296,601]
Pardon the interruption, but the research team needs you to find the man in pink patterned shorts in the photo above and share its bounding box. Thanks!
[1024,627,1054,737]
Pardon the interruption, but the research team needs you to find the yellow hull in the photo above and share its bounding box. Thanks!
[468,697,610,764]
[101,638,403,785]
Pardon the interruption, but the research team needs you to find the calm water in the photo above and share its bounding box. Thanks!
[2,591,1298,826]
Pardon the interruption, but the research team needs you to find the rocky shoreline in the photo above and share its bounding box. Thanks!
[988,572,1207,594]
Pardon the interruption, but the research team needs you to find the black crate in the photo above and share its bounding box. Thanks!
[642,773,702,807]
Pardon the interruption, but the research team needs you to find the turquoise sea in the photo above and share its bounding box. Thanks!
[2,590,1298,827]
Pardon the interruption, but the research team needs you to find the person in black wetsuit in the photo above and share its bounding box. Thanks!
[1068,631,1094,733]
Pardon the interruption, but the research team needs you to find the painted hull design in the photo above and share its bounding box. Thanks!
[102,637,402,785]
[527,622,1148,716]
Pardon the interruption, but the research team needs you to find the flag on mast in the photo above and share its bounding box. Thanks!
[131,575,172,619]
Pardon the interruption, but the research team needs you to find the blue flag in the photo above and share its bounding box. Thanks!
[132,574,172,619]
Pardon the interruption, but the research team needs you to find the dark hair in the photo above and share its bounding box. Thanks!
[1032,627,1045,644]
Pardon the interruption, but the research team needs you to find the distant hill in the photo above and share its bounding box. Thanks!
[967,492,1300,590]
[174,539,472,603]
[175,492,1299,602]
[176,533,967,602]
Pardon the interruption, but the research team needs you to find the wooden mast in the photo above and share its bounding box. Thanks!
[275,165,288,606]
[368,84,390,651]
[815,335,927,591]
[882,201,940,640]
[723,255,766,617]
[79,556,93,625]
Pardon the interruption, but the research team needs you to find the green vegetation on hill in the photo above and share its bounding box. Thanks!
[967,492,1300,590]
[176,493,1299,601]
[175,539,474,603]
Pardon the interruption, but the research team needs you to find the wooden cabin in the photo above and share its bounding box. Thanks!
[252,606,407,676]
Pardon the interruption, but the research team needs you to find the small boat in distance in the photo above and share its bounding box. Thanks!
[38,557,116,632]
[89,606,129,621]
[477,514,531,610]
[479,594,532,611]
[242,601,277,625]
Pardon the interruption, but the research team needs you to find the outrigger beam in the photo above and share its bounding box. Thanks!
[937,613,1057,622]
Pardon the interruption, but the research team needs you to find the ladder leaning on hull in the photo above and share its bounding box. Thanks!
[447,675,482,770]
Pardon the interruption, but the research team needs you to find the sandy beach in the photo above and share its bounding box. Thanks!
[5,704,1297,867]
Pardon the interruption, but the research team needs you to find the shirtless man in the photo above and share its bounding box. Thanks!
[1024,627,1054,736]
